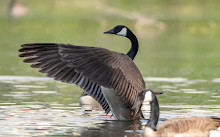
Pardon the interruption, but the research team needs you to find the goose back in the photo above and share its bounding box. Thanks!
[148,117,220,137]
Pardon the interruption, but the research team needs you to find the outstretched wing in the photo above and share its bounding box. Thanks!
[19,43,145,111]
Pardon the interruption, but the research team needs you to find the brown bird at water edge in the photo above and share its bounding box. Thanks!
[132,89,220,137]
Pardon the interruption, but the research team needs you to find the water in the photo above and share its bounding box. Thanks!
[0,0,220,136]
[0,76,219,136]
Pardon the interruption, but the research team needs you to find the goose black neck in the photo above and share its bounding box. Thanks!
[126,30,139,60]
[146,93,160,131]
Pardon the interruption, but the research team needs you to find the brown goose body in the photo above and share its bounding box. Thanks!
[132,89,220,137]
[19,25,146,120]
[144,116,220,137]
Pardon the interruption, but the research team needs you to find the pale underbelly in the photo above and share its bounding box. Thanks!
[101,87,138,120]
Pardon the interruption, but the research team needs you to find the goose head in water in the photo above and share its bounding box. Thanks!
[133,89,220,137]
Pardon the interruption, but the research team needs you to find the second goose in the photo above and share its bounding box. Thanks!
[132,89,220,137]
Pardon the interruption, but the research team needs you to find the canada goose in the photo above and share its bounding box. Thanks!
[19,25,148,120]
[132,89,220,137]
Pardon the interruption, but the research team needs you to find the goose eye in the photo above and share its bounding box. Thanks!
[115,27,122,33]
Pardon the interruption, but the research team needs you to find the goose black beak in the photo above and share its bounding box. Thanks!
[104,29,114,34]
[131,98,143,110]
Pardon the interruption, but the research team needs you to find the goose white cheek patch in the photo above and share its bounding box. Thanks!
[144,91,153,102]
[117,28,127,36]
[142,91,152,119]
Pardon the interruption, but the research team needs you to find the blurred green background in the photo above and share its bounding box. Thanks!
[0,0,220,79]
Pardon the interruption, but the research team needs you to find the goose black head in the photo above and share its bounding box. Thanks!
[132,89,160,130]
[104,25,128,37]
[104,25,138,60]
[132,89,154,110]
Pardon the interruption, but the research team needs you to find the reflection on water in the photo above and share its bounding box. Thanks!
[0,76,219,136]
